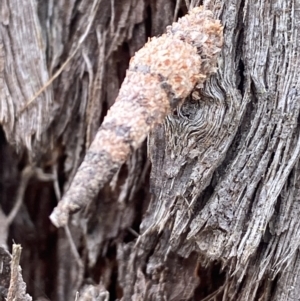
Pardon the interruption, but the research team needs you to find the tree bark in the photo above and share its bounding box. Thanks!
[1,0,300,300]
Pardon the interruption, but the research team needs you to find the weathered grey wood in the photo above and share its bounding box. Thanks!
[1,0,300,300]
[0,0,52,152]
[117,0,300,300]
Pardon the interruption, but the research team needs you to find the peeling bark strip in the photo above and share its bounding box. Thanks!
[50,7,223,228]
[6,244,31,301]
[0,0,52,151]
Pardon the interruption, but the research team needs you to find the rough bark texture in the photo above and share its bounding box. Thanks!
[0,0,299,301]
